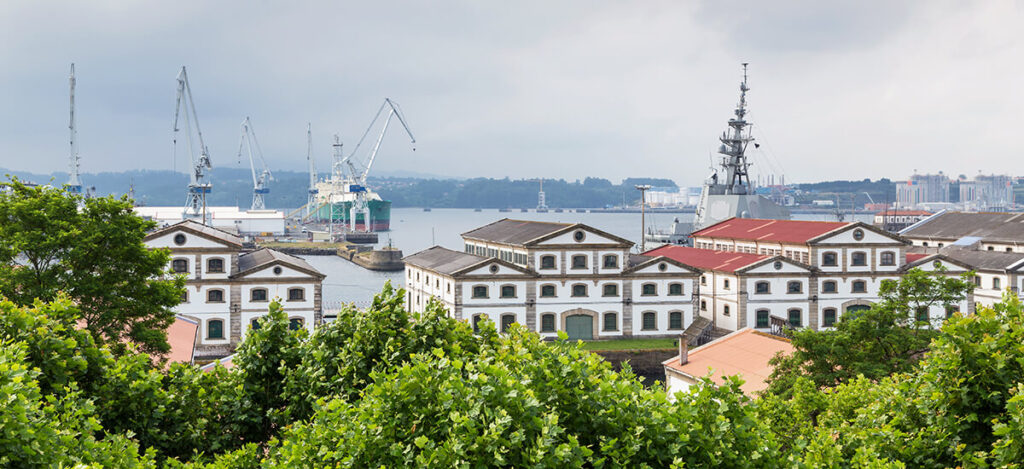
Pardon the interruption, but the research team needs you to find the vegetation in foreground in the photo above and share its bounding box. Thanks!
[2,180,1024,467]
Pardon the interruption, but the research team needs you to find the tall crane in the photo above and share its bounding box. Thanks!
[67,63,83,195]
[306,123,318,218]
[342,98,415,232]
[237,117,273,210]
[173,66,212,223]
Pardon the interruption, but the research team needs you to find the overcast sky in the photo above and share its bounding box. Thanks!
[1,1,1021,186]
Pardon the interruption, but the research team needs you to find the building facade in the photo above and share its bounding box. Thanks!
[896,173,950,208]
[403,219,701,340]
[144,220,324,360]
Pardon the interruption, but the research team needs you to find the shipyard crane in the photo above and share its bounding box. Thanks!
[237,117,273,210]
[67,63,83,195]
[342,98,416,232]
[173,66,213,223]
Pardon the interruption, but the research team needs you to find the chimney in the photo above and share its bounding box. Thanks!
[678,336,688,365]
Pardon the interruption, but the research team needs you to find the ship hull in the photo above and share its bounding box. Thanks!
[311,199,391,231]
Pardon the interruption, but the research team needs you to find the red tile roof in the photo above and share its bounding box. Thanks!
[646,246,768,273]
[663,328,794,395]
[905,253,930,263]
[692,218,849,244]
[164,316,198,365]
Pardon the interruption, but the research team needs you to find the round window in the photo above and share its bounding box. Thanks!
[573,230,585,242]
[489,264,499,273]
[933,260,943,268]
[273,266,283,275]
[774,261,783,270]
[852,229,865,241]
[173,233,186,246]
[658,263,667,272]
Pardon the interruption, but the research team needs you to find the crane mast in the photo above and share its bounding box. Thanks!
[237,117,273,210]
[345,98,416,185]
[174,66,212,223]
[67,63,82,194]
[306,123,318,217]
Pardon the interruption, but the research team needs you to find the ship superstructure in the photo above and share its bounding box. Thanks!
[692,63,789,230]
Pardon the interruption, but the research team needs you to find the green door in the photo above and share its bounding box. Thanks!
[566,315,593,340]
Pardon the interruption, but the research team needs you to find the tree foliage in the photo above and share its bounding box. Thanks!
[0,177,184,355]
[765,268,975,396]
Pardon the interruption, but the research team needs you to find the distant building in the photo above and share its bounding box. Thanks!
[900,211,1024,253]
[403,219,700,340]
[873,210,932,232]
[135,206,286,236]
[662,328,793,397]
[896,173,950,208]
[959,174,1015,210]
[144,220,324,360]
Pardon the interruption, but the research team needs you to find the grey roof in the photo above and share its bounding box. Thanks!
[146,219,243,247]
[403,246,489,275]
[902,212,1024,243]
[236,248,324,278]
[938,246,1024,272]
[461,219,572,245]
[628,254,650,268]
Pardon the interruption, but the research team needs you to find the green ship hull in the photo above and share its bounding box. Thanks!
[312,199,391,231]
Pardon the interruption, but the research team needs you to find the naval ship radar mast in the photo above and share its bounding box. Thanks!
[717,62,754,195]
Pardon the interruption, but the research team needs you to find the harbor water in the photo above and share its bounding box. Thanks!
[300,208,873,308]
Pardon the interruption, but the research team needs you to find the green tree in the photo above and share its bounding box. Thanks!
[0,177,184,355]
[765,268,974,397]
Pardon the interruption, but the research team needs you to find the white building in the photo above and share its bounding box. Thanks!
[403,219,701,340]
[901,211,1024,253]
[144,220,324,359]
[135,206,286,236]
[663,218,950,330]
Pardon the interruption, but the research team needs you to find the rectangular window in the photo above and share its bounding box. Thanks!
[852,281,867,293]
[851,252,867,266]
[602,284,618,297]
[822,281,837,293]
[540,256,556,269]
[756,310,769,328]
[541,314,555,332]
[755,282,770,294]
[288,288,305,301]
[500,285,516,298]
[642,312,656,330]
[788,310,802,328]
[822,252,837,267]
[500,315,515,333]
[668,283,683,296]
[915,306,929,322]
[172,259,189,273]
[669,312,683,330]
[571,255,587,269]
[723,305,731,316]
[472,286,488,299]
[540,285,556,297]
[603,313,617,331]
[823,309,837,327]
[603,255,618,269]
[641,284,657,296]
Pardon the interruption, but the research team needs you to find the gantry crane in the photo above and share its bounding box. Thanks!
[237,117,273,210]
[342,98,416,231]
[173,66,213,223]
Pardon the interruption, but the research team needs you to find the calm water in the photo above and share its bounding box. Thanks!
[301,208,873,307]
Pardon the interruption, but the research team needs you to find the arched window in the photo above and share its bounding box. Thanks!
[207,289,224,303]
[669,311,683,330]
[540,255,556,270]
[822,252,838,267]
[851,252,867,266]
[879,252,896,266]
[602,254,618,268]
[500,314,516,332]
[852,280,867,293]
[472,285,488,299]
[755,309,770,328]
[172,258,189,273]
[754,281,770,294]
[541,313,556,332]
[641,283,657,296]
[822,280,837,293]
[668,283,683,296]
[787,281,802,294]
[289,318,304,331]
[571,255,587,269]
[500,285,516,298]
[207,319,224,339]
[250,317,262,330]
[823,308,837,327]
[288,288,305,301]
[788,309,802,328]
[641,312,657,331]
[603,312,617,331]
[571,284,587,297]
[250,288,268,302]
[207,258,224,273]
[540,285,556,298]
[602,284,618,297]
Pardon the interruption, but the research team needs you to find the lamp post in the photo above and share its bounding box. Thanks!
[635,185,651,252]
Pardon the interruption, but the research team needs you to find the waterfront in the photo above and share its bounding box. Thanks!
[302,208,873,307]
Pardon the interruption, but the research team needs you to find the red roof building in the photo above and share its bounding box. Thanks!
[645,246,768,273]
[691,218,849,244]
